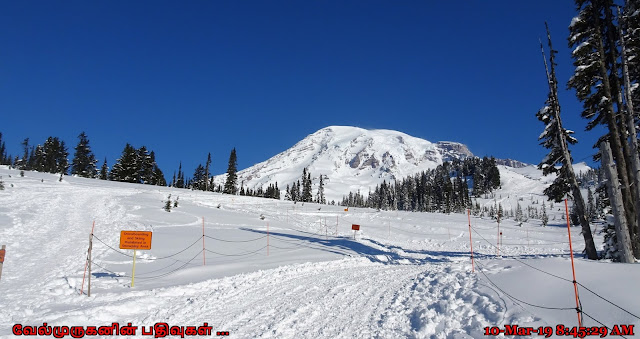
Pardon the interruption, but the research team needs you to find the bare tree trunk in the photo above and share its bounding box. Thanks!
[601,140,635,263]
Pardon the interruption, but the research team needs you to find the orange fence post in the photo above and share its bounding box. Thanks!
[497,212,501,256]
[468,209,475,273]
[565,198,582,327]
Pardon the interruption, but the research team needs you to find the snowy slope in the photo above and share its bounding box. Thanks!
[1,166,639,339]
[214,126,473,202]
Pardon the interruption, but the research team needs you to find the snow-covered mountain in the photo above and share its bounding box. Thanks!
[215,126,474,202]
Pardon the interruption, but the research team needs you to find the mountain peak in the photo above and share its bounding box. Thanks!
[216,126,475,201]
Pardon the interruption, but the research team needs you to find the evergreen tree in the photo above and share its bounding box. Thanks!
[110,143,138,182]
[152,162,166,186]
[224,148,238,194]
[285,184,291,201]
[569,0,639,257]
[0,132,7,165]
[204,152,212,191]
[176,162,185,188]
[99,158,109,180]
[301,168,312,202]
[164,194,172,212]
[136,146,153,184]
[71,132,98,178]
[16,138,30,170]
[539,23,597,259]
[191,164,206,190]
[542,201,549,226]
[32,145,46,172]
[316,174,326,204]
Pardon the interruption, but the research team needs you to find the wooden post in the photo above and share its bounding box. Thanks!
[565,198,582,327]
[202,217,206,266]
[131,249,136,288]
[81,221,95,296]
[0,245,5,282]
[88,231,93,297]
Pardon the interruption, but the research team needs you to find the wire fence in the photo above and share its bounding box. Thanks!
[82,206,638,333]
[467,218,639,333]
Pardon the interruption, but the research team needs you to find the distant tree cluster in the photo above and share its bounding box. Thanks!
[0,132,167,187]
[169,148,247,197]
[284,167,326,204]
[240,182,281,200]
[340,157,500,214]
[109,144,166,185]
[7,136,70,175]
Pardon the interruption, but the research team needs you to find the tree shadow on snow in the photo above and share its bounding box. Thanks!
[240,227,481,266]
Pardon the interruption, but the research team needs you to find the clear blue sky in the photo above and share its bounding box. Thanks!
[0,1,603,179]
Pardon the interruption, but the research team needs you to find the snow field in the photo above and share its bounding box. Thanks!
[0,166,638,338]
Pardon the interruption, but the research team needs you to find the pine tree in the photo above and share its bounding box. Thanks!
[539,23,597,259]
[542,201,549,226]
[569,0,639,257]
[0,132,7,165]
[110,143,138,182]
[99,158,109,180]
[224,148,238,195]
[301,168,312,202]
[176,162,185,188]
[71,132,98,178]
[285,184,291,201]
[191,164,206,190]
[16,138,30,170]
[136,146,153,184]
[316,174,326,204]
[204,152,212,191]
[152,163,166,186]
[164,194,172,212]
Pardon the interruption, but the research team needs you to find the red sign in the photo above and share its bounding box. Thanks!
[352,224,360,231]
[0,249,5,263]
[119,231,153,250]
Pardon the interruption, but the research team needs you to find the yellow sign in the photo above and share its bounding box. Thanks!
[119,231,152,250]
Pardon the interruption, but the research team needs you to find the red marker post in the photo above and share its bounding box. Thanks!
[0,245,6,282]
[352,224,360,240]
